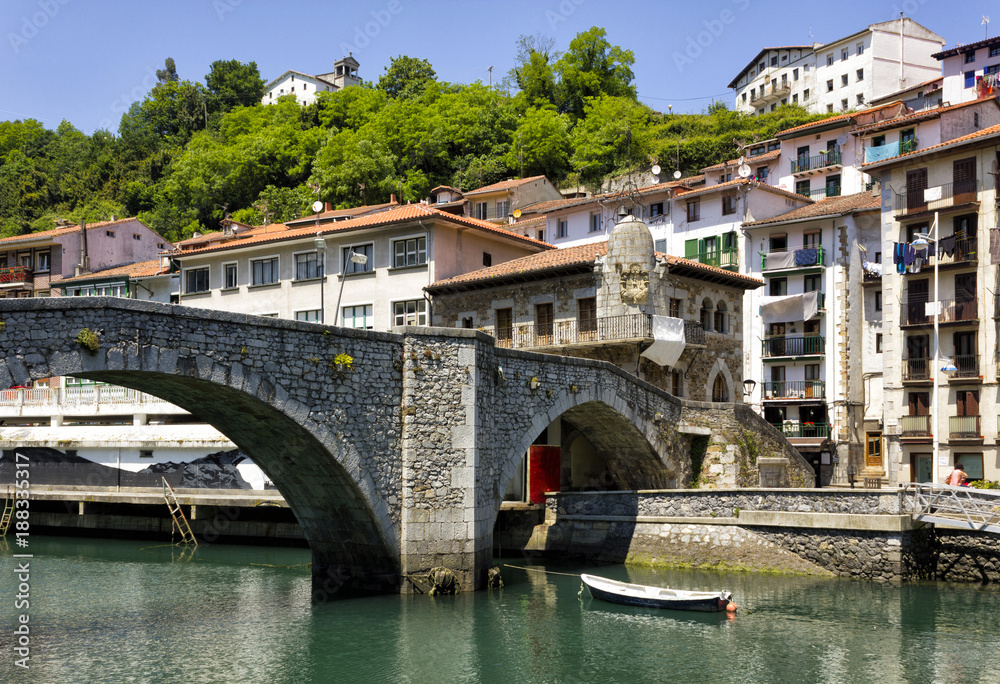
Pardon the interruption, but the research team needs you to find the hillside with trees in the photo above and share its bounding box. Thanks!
[0,28,828,243]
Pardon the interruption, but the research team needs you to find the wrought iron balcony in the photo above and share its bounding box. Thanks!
[770,422,831,438]
[761,246,825,271]
[893,180,981,215]
[750,82,791,105]
[952,354,980,379]
[761,380,825,400]
[0,266,33,286]
[900,415,931,436]
[900,297,978,326]
[791,148,842,175]
[902,357,931,381]
[761,334,825,357]
[487,313,705,350]
[949,415,981,439]
[688,246,739,270]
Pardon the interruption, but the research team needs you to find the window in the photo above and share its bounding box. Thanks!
[796,179,811,196]
[224,262,238,289]
[140,450,153,459]
[827,54,834,66]
[876,333,883,353]
[461,317,473,329]
[841,99,848,111]
[650,202,663,217]
[769,234,787,252]
[106,230,115,237]
[803,88,810,101]
[965,70,976,88]
[793,68,799,81]
[185,267,209,293]
[991,45,1000,58]
[700,298,713,330]
[841,74,848,87]
[857,42,864,55]
[535,302,553,342]
[750,88,756,101]
[964,52,976,64]
[578,297,597,338]
[757,166,769,181]
[827,104,834,113]
[805,364,820,381]
[742,93,747,102]
[133,233,141,241]
[793,94,798,104]
[294,251,323,280]
[686,198,700,222]
[251,257,279,286]
[496,200,510,218]
[804,274,821,292]
[841,48,848,61]
[474,202,488,220]
[671,370,683,397]
[769,278,787,296]
[342,304,373,329]
[537,229,545,242]
[857,94,865,105]
[759,61,765,72]
[714,301,728,334]
[557,219,568,239]
[856,68,864,81]
[496,307,513,346]
[826,174,841,197]
[826,79,834,92]
[875,292,882,311]
[712,375,728,402]
[771,56,778,66]
[483,252,492,267]
[669,297,682,318]
[343,243,373,273]
[589,213,602,232]
[295,309,322,323]
[393,299,426,326]
[722,194,737,215]
[392,236,426,268]
[957,454,984,481]
[35,251,50,272]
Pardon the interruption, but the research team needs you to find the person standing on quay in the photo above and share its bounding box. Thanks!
[947,463,968,486]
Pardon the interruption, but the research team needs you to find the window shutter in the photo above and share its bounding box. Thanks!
[684,239,699,260]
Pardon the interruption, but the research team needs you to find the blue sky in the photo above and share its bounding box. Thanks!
[0,0,995,134]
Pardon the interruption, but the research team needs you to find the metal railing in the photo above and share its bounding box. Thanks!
[796,185,842,199]
[900,414,931,436]
[761,380,825,400]
[893,180,981,214]
[0,385,178,410]
[761,246,825,270]
[902,483,1000,534]
[770,422,831,438]
[761,335,825,357]
[953,354,980,379]
[949,415,981,439]
[902,357,931,381]
[791,148,842,174]
[900,297,978,326]
[688,247,739,269]
[487,314,706,350]
[0,266,33,285]
[750,82,791,105]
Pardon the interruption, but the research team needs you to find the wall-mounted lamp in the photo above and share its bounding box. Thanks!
[742,379,757,396]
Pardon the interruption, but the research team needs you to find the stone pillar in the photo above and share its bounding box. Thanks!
[399,328,486,592]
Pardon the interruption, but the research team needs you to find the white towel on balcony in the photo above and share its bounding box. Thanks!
[766,250,797,270]
[760,291,819,323]
[641,316,686,367]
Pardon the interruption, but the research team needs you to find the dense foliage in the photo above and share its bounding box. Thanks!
[0,32,828,243]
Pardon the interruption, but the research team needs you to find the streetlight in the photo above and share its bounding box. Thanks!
[313,235,326,323]
[333,247,368,326]
[742,378,757,398]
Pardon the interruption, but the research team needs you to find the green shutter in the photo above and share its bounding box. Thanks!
[684,239,699,260]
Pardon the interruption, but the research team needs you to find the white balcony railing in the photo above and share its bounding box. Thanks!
[0,386,187,417]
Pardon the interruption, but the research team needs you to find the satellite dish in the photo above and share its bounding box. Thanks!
[837,135,847,146]
[311,200,324,213]
[738,164,752,178]
[651,164,661,175]
[673,170,682,179]
[512,209,522,218]
[651,176,660,184]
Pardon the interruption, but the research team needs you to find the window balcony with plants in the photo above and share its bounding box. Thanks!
[791,148,842,175]
[761,380,825,400]
[761,334,825,358]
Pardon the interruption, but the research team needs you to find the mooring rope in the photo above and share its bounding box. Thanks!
[502,563,581,578]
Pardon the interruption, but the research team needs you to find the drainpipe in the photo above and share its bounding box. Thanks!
[77,221,89,276]
[899,13,905,91]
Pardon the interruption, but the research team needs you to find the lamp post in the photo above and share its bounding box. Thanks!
[313,235,326,323]
[333,248,369,326]
[742,378,757,401]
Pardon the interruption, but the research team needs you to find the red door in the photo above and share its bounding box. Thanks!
[528,445,561,504]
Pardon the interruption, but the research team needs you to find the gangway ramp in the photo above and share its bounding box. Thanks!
[903,482,1000,534]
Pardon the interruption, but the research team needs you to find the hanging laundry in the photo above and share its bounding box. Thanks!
[904,243,916,266]
[794,248,818,266]
[893,242,903,265]
[939,234,956,257]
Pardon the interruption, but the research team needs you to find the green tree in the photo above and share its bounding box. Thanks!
[377,55,437,99]
[310,130,399,207]
[507,34,560,109]
[555,27,636,118]
[205,59,266,115]
[156,57,179,84]
[231,184,313,225]
[571,96,653,188]
[506,107,571,179]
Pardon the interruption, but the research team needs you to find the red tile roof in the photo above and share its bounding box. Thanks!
[674,178,813,204]
[728,46,814,89]
[462,175,549,196]
[851,99,999,136]
[744,192,881,226]
[703,149,781,172]
[932,35,1000,59]
[427,240,763,293]
[173,204,554,257]
[775,102,905,138]
[862,122,1000,170]
[284,200,399,226]
[55,259,171,284]
[0,217,157,247]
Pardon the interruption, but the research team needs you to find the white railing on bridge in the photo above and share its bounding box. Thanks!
[901,482,1000,534]
[0,386,188,416]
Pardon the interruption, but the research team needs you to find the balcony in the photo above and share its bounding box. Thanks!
[762,380,825,400]
[688,246,739,270]
[900,297,978,326]
[0,385,189,419]
[863,138,918,164]
[949,415,982,440]
[893,180,981,217]
[771,422,831,439]
[902,357,931,382]
[900,414,932,437]
[0,266,34,288]
[488,313,705,351]
[951,354,981,381]
[761,246,825,271]
[791,149,842,175]
[762,334,825,358]
[750,82,791,106]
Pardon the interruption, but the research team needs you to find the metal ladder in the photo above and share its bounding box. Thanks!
[0,487,13,536]
[162,478,198,546]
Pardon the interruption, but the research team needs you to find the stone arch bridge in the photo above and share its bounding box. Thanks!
[0,298,811,597]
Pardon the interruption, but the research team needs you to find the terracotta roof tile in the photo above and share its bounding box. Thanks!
[776,102,904,138]
[862,122,1000,170]
[932,35,1000,59]
[0,217,154,247]
[462,175,549,196]
[55,259,170,284]
[703,149,781,172]
[675,178,813,204]
[284,200,399,226]
[173,204,554,257]
[744,192,881,226]
[851,99,998,136]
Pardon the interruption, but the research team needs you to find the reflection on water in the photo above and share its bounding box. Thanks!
[2,538,1000,683]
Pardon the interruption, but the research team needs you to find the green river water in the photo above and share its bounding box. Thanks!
[2,535,1000,683]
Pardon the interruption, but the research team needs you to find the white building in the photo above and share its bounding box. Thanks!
[730,19,944,116]
[262,55,361,106]
[934,35,1000,106]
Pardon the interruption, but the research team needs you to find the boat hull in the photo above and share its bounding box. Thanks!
[581,574,731,613]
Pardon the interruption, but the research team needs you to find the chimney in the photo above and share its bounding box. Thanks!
[390,193,396,204]
[325,202,332,212]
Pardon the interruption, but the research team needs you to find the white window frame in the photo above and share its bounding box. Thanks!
[589,213,602,233]
[393,299,427,327]
[342,303,374,329]
[184,267,210,294]
[295,309,322,323]
[250,255,280,286]
[557,219,568,239]
[392,234,427,268]
[496,200,510,219]
[35,250,50,273]
[474,202,488,220]
[342,242,374,274]
[223,261,238,290]
[293,249,323,281]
